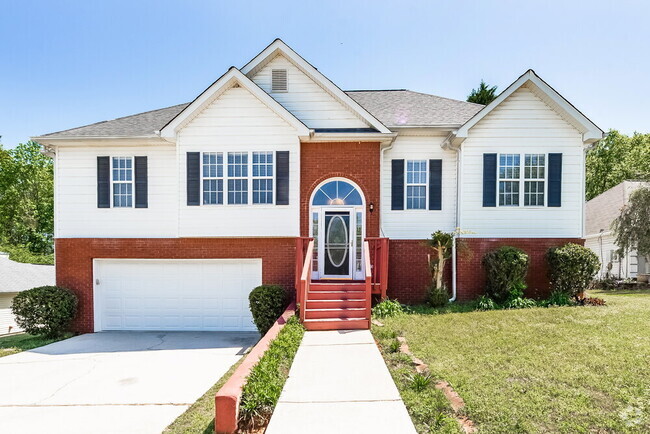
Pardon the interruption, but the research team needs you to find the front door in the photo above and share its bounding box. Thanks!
[323,210,352,278]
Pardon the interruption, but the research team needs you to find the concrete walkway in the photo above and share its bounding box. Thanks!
[266,330,416,434]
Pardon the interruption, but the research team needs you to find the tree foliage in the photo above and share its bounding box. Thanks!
[586,130,650,200]
[612,187,650,261]
[467,80,498,105]
[0,141,53,253]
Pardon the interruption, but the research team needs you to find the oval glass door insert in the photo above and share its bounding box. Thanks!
[326,215,348,267]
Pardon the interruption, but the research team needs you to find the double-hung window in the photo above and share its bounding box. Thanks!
[252,151,274,204]
[227,152,248,204]
[406,160,427,209]
[524,154,545,206]
[202,152,224,205]
[498,153,547,206]
[112,157,133,207]
[498,154,520,206]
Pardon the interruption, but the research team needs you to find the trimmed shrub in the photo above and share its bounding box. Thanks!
[502,282,537,309]
[482,246,530,303]
[546,243,600,297]
[427,284,449,308]
[372,298,404,318]
[248,285,288,335]
[11,286,77,338]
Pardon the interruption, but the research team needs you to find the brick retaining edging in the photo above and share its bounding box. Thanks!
[214,302,296,434]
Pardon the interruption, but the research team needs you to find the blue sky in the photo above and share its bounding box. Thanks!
[1,0,648,148]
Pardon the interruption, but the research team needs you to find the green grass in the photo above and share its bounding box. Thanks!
[164,358,245,434]
[0,332,72,357]
[373,290,650,433]
[165,315,305,434]
[0,243,53,265]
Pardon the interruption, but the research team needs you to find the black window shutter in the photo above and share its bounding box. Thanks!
[429,159,442,210]
[276,151,290,205]
[134,156,148,208]
[391,159,405,210]
[97,156,110,208]
[483,153,497,207]
[548,153,562,207]
[187,152,200,206]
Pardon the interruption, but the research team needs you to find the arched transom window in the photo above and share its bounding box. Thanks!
[311,180,363,206]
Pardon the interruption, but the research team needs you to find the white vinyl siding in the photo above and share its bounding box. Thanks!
[55,145,177,238]
[381,132,457,239]
[460,85,584,238]
[178,84,300,237]
[251,54,369,129]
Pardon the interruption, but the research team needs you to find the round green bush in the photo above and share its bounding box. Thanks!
[482,246,530,303]
[11,286,78,338]
[248,285,288,335]
[546,243,600,297]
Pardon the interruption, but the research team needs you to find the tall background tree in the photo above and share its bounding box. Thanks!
[612,187,650,264]
[586,130,650,200]
[0,141,54,254]
[467,80,498,105]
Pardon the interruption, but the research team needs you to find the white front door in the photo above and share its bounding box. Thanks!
[93,259,261,332]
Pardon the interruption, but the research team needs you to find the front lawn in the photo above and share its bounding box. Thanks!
[373,290,650,433]
[0,333,72,357]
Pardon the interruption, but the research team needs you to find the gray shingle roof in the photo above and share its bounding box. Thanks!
[0,255,55,293]
[346,90,484,127]
[37,90,483,138]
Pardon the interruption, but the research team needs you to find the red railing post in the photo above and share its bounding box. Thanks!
[363,241,372,326]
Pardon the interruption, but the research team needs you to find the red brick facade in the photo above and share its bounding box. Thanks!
[300,141,380,237]
[55,238,296,333]
[455,238,585,302]
[387,238,584,303]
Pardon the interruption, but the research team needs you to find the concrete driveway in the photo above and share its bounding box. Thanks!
[0,331,258,434]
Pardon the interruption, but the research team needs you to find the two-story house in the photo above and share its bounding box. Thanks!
[34,40,603,333]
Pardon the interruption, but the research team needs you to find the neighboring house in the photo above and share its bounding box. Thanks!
[0,253,55,335]
[585,181,650,279]
[33,39,603,333]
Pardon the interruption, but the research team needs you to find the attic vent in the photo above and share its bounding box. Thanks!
[271,69,288,92]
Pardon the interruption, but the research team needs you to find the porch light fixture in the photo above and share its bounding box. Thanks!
[369,202,374,213]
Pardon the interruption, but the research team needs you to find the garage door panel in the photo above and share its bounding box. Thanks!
[96,259,261,332]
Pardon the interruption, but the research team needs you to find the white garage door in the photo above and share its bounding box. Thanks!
[94,259,261,331]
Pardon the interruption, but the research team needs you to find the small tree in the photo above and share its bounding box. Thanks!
[467,80,498,105]
[612,187,650,266]
[425,230,469,306]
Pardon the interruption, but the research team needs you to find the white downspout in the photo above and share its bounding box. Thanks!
[379,137,396,237]
[449,141,461,302]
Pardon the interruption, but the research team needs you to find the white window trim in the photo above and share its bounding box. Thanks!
[201,152,224,206]
[404,159,428,211]
[110,156,134,209]
[497,152,548,208]
[199,151,277,207]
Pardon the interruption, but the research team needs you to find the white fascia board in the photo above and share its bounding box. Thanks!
[306,132,397,144]
[159,67,310,139]
[455,70,604,145]
[241,39,392,134]
[31,136,169,147]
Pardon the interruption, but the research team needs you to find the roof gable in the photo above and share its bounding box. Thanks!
[159,67,310,140]
[456,70,603,145]
[241,39,391,134]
